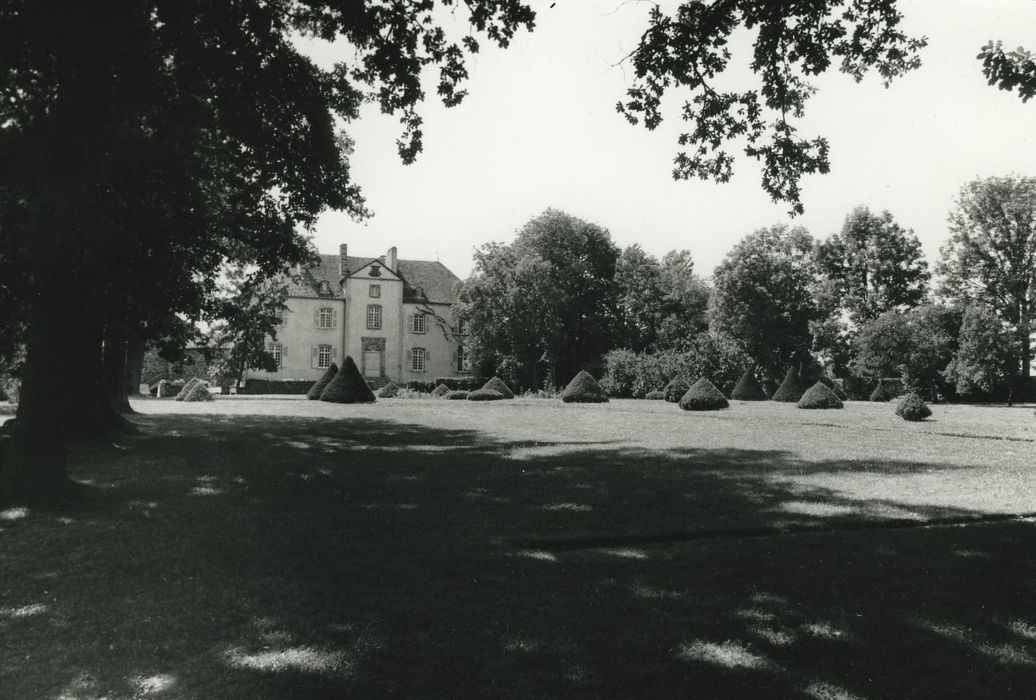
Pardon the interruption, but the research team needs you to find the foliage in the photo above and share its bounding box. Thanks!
[601,335,749,399]
[771,367,808,403]
[817,206,930,325]
[182,382,214,403]
[678,377,728,411]
[447,390,469,400]
[663,377,691,404]
[615,246,709,352]
[938,175,1036,379]
[431,384,451,398]
[617,1,926,214]
[943,306,1019,399]
[308,364,339,400]
[797,382,844,409]
[467,388,506,401]
[482,376,515,400]
[378,382,399,398]
[979,42,1036,103]
[319,356,375,404]
[710,225,830,377]
[561,371,609,404]
[175,378,204,402]
[644,390,665,400]
[869,382,893,402]
[896,392,932,421]
[731,369,768,401]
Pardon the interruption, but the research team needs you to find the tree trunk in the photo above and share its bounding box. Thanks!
[102,308,133,414]
[126,332,144,396]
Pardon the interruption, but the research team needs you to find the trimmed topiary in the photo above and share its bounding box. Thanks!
[731,368,768,401]
[561,370,609,403]
[467,388,505,401]
[869,381,893,402]
[307,363,339,400]
[678,377,729,411]
[447,390,469,400]
[319,356,376,404]
[644,390,665,400]
[377,381,399,398]
[481,376,515,399]
[896,392,932,421]
[797,382,844,409]
[771,367,808,402]
[431,383,450,398]
[182,382,215,402]
[175,377,203,401]
[663,377,690,403]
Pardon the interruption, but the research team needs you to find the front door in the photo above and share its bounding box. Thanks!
[363,350,381,378]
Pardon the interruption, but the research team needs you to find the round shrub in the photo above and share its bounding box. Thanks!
[663,377,690,403]
[869,381,893,402]
[447,390,469,400]
[183,382,215,402]
[561,370,609,403]
[320,356,376,404]
[797,382,844,409]
[481,376,515,399]
[896,392,932,421]
[307,363,339,400]
[678,377,729,411]
[378,381,399,398]
[772,367,808,402]
[467,388,506,401]
[731,368,768,401]
[431,383,450,398]
[644,390,665,400]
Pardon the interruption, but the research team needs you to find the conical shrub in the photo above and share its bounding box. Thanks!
[447,390,469,400]
[561,370,609,403]
[378,381,399,398]
[319,356,376,404]
[481,376,514,399]
[678,377,729,411]
[663,377,690,403]
[731,368,768,401]
[797,382,844,409]
[771,367,807,402]
[182,382,215,402]
[431,383,450,397]
[175,377,203,401]
[644,390,665,400]
[307,363,338,400]
[467,388,505,401]
[869,381,893,402]
[896,392,931,421]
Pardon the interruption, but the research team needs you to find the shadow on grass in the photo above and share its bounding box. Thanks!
[2,413,1036,698]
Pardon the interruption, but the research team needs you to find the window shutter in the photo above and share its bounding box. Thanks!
[406,349,412,363]
[313,308,320,327]
[311,346,318,369]
[282,346,287,358]
[425,349,431,362]
[332,308,339,328]
[332,346,338,359]
[407,313,413,332]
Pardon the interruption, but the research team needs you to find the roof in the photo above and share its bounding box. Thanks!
[288,254,462,305]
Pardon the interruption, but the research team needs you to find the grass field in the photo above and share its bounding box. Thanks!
[2,397,1036,698]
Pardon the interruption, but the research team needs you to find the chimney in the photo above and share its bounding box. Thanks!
[339,243,348,278]
[386,246,397,273]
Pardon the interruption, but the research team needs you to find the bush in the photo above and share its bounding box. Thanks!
[869,381,893,402]
[600,336,750,398]
[403,380,436,393]
[447,390,469,400]
[467,388,506,401]
[395,388,430,399]
[378,381,399,398]
[731,368,768,401]
[431,383,451,398]
[644,390,665,400]
[797,382,844,409]
[175,377,203,401]
[481,376,515,399]
[237,379,313,395]
[678,377,729,411]
[771,367,807,402]
[320,356,376,404]
[183,382,215,402]
[306,363,338,400]
[663,377,690,403]
[433,377,486,391]
[560,370,609,403]
[896,392,932,421]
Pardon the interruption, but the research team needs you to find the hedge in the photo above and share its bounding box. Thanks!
[663,377,690,403]
[896,392,932,421]
[241,379,317,396]
[600,335,750,399]
[561,370,609,403]
[431,383,451,397]
[481,376,515,399]
[731,368,768,401]
[771,367,808,402]
[678,377,729,411]
[467,388,506,401]
[447,390,469,400]
[797,382,843,409]
[378,382,399,398]
[306,364,338,399]
[320,356,376,404]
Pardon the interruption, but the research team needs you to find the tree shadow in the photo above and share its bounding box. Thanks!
[3,412,1036,698]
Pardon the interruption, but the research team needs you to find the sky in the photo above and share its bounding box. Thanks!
[297,0,1036,280]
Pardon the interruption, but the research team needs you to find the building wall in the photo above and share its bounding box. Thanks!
[343,265,404,380]
[250,296,346,381]
[400,302,466,382]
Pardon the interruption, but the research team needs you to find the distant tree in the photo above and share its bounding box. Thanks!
[656,250,711,349]
[938,175,1036,380]
[460,209,620,389]
[980,42,1036,103]
[710,225,828,379]
[943,305,1020,402]
[818,206,930,325]
[616,246,709,352]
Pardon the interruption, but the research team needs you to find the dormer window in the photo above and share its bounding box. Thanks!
[318,280,332,296]
[369,264,381,277]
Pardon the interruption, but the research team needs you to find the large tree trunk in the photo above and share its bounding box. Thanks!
[102,300,133,414]
[126,332,144,397]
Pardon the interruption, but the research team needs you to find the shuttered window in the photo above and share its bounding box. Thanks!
[369,284,381,298]
[317,344,332,369]
[411,347,426,372]
[318,307,333,328]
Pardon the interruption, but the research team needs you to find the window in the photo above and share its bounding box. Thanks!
[367,304,382,330]
[456,318,468,334]
[270,343,282,369]
[411,347,426,372]
[318,280,332,296]
[369,284,381,298]
[317,344,332,369]
[318,307,333,329]
[411,313,426,334]
[457,345,471,372]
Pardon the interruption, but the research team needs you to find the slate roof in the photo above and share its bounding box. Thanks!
[288,254,462,305]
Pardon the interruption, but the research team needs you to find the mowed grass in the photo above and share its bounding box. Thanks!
[2,397,1036,698]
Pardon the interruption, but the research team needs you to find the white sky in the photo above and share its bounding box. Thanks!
[298,0,1036,280]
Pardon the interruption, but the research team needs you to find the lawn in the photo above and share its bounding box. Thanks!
[2,397,1036,698]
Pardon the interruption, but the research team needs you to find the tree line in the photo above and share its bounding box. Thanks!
[460,176,1036,401]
